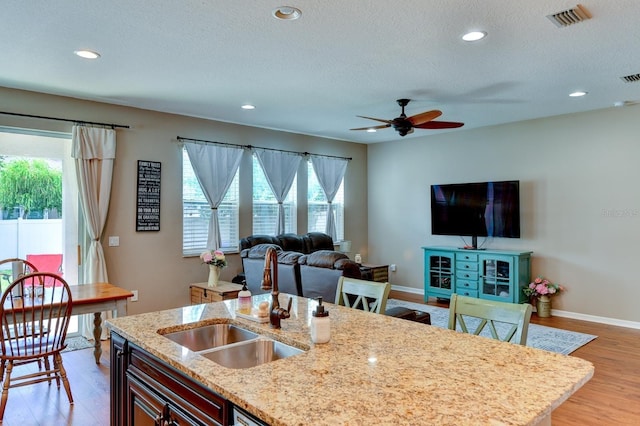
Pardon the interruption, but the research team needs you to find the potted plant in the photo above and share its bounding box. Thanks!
[522,277,564,317]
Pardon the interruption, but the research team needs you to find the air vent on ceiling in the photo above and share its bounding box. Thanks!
[547,4,592,27]
[620,74,640,83]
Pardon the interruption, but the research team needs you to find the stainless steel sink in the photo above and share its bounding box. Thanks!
[202,338,305,369]
[162,324,258,352]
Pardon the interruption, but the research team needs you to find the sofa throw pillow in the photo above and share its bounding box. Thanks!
[247,243,282,258]
[299,250,348,268]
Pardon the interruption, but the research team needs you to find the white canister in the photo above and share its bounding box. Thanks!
[311,297,330,344]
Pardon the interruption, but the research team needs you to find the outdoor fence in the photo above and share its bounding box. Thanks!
[0,218,62,260]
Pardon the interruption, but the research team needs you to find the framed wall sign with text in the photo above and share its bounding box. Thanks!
[136,160,161,231]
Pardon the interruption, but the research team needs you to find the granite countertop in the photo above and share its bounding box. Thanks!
[107,294,594,426]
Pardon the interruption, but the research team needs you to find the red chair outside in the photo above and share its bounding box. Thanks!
[26,254,63,287]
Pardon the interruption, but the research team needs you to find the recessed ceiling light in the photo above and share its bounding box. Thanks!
[569,91,588,97]
[366,128,377,133]
[462,31,487,42]
[74,50,101,59]
[272,6,302,20]
[241,104,256,110]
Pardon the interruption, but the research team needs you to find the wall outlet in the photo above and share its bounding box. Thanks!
[108,236,120,247]
[131,290,139,302]
[390,264,397,272]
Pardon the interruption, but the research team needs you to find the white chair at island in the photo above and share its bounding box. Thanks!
[334,276,391,314]
[447,293,532,345]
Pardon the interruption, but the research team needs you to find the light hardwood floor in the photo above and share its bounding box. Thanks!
[2,293,640,425]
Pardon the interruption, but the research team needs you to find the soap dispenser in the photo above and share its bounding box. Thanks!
[237,282,252,314]
[311,297,330,343]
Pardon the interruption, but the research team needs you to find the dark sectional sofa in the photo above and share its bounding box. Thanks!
[239,232,361,302]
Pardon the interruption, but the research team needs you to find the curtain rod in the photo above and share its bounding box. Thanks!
[0,111,130,129]
[176,136,352,161]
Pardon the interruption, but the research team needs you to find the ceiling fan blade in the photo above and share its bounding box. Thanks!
[408,110,442,126]
[350,124,391,131]
[414,120,465,129]
[356,115,393,125]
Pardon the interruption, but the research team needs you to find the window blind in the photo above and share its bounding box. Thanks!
[182,148,239,254]
[307,160,344,240]
[252,154,297,235]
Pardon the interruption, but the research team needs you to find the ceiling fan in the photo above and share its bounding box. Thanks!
[350,99,464,137]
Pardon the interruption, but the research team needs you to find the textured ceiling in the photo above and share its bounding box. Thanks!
[1,1,639,143]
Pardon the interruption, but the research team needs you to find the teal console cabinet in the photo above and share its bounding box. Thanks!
[423,247,532,304]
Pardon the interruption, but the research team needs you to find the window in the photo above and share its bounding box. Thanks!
[252,154,297,235]
[307,160,344,240]
[182,148,239,254]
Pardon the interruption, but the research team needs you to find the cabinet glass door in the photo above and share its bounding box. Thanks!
[429,255,453,291]
[480,256,513,301]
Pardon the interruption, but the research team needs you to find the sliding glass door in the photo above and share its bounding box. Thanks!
[0,127,80,334]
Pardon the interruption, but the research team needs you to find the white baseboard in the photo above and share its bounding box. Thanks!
[550,309,640,330]
[390,284,424,296]
[390,284,640,330]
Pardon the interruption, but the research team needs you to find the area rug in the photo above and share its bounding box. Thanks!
[386,299,597,355]
[62,336,94,353]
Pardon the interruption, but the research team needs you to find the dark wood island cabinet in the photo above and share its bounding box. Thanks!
[111,332,228,426]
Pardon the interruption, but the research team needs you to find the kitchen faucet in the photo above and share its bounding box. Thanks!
[261,246,292,328]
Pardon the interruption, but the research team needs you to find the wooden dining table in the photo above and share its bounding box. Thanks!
[3,282,133,364]
[68,283,134,363]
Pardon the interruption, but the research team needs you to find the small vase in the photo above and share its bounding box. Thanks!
[537,295,552,318]
[208,265,220,288]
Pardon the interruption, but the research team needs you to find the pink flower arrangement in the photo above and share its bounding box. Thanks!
[200,249,227,268]
[523,276,564,299]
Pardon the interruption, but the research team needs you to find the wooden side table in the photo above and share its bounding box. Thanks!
[190,281,243,304]
[359,264,389,283]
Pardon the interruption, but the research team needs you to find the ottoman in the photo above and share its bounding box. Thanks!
[385,306,431,325]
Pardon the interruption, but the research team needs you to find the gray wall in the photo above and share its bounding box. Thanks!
[0,87,368,314]
[4,86,639,324]
[368,106,640,323]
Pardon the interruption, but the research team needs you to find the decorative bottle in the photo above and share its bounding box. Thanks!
[237,283,252,314]
[311,297,330,344]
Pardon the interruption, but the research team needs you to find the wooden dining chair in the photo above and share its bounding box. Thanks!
[0,272,74,421]
[0,258,38,292]
[0,258,48,374]
[334,276,391,314]
[447,294,532,345]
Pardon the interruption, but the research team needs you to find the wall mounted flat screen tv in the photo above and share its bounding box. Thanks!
[431,180,520,248]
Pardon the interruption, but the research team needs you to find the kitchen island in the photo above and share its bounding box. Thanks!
[107,294,593,425]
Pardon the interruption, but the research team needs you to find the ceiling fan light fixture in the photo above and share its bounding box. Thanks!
[569,91,587,97]
[366,128,377,133]
[462,31,487,42]
[272,6,301,20]
[241,104,256,110]
[74,49,100,59]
